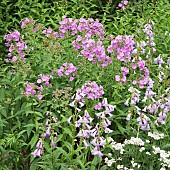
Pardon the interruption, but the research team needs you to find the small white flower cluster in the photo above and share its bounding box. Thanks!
[152,146,170,169]
[148,132,165,140]
[117,164,134,170]
[131,158,141,168]
[124,137,145,146]
[110,140,125,154]
[105,156,123,167]
[105,157,116,167]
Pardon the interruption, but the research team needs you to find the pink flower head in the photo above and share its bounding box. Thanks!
[115,75,121,82]
[12,56,17,62]
[138,60,145,70]
[37,94,43,100]
[57,63,77,81]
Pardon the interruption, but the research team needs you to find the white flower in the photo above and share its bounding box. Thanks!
[146,140,150,143]
[111,142,125,154]
[105,157,116,167]
[146,152,151,155]
[139,147,145,152]
[124,137,144,146]
[107,137,114,143]
[148,132,165,140]
[105,127,113,134]
[117,165,124,169]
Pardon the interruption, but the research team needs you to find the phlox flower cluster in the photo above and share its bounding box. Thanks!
[4,30,27,62]
[115,67,129,84]
[25,83,44,100]
[108,35,151,86]
[59,16,112,67]
[70,81,104,105]
[21,18,35,29]
[72,36,112,67]
[115,57,150,87]
[59,16,105,39]
[32,112,58,158]
[21,18,59,42]
[131,57,149,88]
[117,0,129,10]
[24,74,53,100]
[136,60,149,88]
[57,62,77,81]
[42,27,59,38]
[107,35,135,63]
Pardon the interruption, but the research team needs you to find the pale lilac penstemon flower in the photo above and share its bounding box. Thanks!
[31,138,43,157]
[74,98,115,157]
[32,112,58,157]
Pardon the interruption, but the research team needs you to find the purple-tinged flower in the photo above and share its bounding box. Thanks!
[91,147,103,157]
[105,127,113,134]
[36,139,43,149]
[126,113,131,121]
[52,140,56,147]
[31,149,42,157]
[45,119,50,126]
[37,94,43,100]
[45,127,51,136]
[83,139,90,148]
[115,75,121,82]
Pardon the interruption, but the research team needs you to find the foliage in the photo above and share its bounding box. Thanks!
[0,0,170,169]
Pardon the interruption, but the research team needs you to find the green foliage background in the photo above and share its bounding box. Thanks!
[0,0,170,169]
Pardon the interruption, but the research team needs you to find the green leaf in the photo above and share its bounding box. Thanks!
[162,144,170,151]
[30,157,39,170]
[63,127,73,138]
[29,133,39,149]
